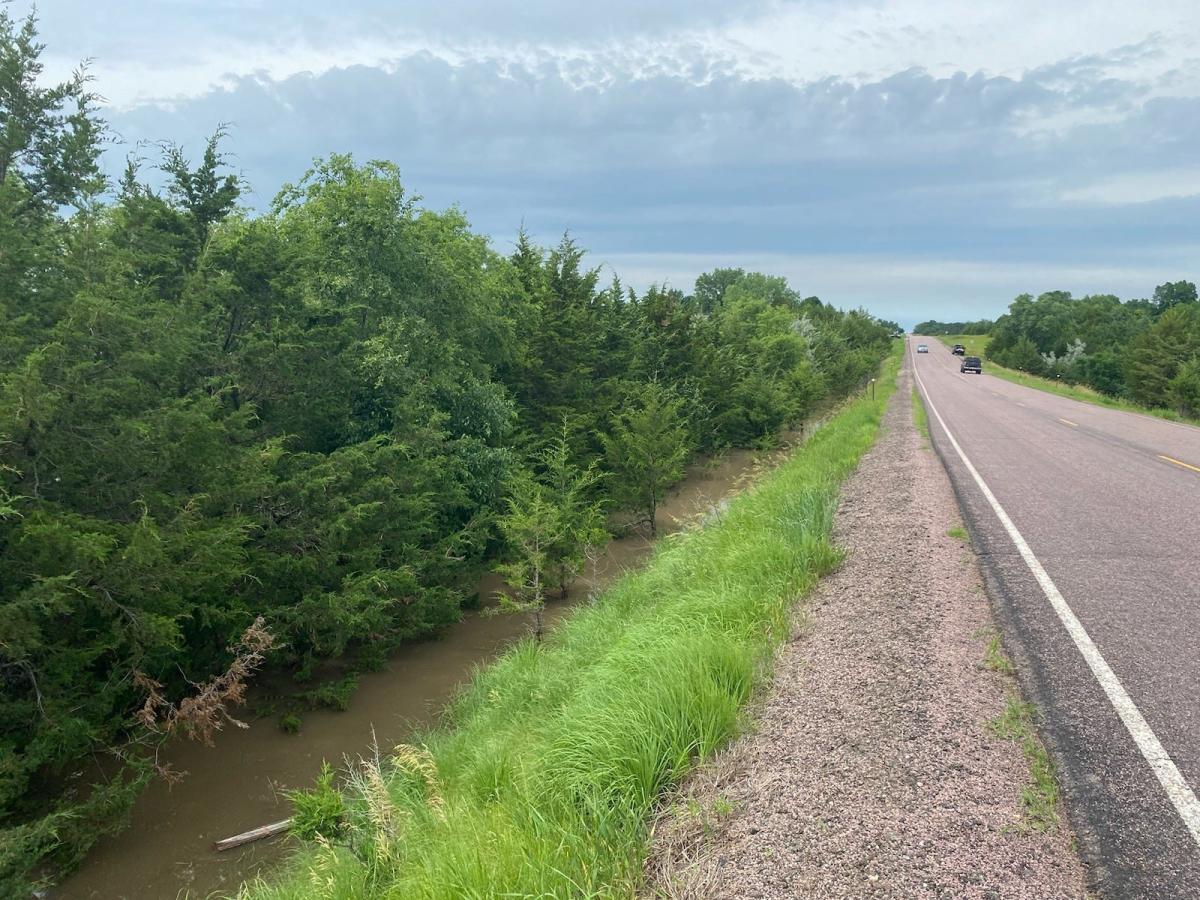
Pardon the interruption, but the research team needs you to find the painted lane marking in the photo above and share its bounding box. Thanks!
[1159,455,1200,475]
[1059,418,1079,428]
[913,363,1200,848]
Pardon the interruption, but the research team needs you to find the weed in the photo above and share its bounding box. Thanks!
[983,636,1015,676]
[286,763,346,841]
[911,388,931,444]
[279,712,303,735]
[947,525,969,543]
[988,697,1060,832]
[301,674,359,712]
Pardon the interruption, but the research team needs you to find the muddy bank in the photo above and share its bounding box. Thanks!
[55,436,802,900]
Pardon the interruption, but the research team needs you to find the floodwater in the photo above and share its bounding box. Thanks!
[55,441,793,900]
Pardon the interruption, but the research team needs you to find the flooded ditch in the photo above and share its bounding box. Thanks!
[55,437,801,899]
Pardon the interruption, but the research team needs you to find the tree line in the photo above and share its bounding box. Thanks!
[911,318,994,335]
[986,283,1199,415]
[0,10,895,891]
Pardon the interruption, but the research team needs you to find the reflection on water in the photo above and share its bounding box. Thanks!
[56,441,790,899]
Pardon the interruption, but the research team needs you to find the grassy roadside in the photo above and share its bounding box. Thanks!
[930,334,1194,426]
[239,345,903,900]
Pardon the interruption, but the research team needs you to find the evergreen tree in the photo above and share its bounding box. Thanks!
[601,382,692,536]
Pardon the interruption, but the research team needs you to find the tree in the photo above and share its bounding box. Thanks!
[491,476,563,642]
[692,267,744,314]
[601,382,692,537]
[0,7,104,207]
[1167,358,1200,419]
[1151,280,1198,315]
[1125,304,1200,407]
[1003,336,1048,375]
[537,427,608,599]
[1,6,105,337]
[492,428,607,639]
[159,128,242,256]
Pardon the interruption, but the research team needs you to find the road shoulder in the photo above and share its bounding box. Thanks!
[644,361,1088,898]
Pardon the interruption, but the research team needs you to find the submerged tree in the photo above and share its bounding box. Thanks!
[602,381,692,537]
[492,429,607,639]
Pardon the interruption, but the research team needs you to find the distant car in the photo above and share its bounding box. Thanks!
[960,356,982,374]
[916,343,929,353]
[952,344,966,355]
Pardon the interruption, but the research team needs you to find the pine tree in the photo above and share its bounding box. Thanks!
[601,381,692,537]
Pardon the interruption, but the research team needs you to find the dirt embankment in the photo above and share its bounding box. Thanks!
[645,362,1088,898]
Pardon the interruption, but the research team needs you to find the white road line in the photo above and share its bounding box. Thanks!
[912,354,1200,848]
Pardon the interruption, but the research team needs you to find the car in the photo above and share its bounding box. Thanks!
[952,344,966,355]
[916,343,929,353]
[960,356,982,374]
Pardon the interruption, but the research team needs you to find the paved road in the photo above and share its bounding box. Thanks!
[910,337,1200,898]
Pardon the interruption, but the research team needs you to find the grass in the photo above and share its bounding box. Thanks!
[930,333,992,358]
[947,525,968,543]
[988,697,1061,833]
[239,347,902,900]
[930,334,1195,426]
[911,387,930,444]
[982,633,1015,676]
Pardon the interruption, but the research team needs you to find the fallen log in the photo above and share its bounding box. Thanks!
[213,817,293,851]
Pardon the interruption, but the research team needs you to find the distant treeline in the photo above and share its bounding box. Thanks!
[987,283,1199,415]
[0,10,896,891]
[912,319,994,335]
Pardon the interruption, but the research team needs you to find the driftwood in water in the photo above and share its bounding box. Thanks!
[213,818,293,851]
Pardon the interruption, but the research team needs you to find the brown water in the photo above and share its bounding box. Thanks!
[54,444,784,900]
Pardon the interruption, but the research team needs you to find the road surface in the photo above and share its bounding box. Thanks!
[911,337,1200,898]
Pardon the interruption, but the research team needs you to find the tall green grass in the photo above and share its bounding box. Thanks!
[241,345,902,900]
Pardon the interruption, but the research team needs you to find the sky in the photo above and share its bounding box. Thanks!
[28,0,1200,326]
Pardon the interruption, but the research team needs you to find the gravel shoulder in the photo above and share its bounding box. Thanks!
[644,360,1089,899]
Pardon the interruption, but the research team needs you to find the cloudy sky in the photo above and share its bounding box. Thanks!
[31,0,1200,325]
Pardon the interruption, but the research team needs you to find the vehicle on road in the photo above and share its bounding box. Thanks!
[952,344,966,355]
[960,356,982,374]
[916,343,929,353]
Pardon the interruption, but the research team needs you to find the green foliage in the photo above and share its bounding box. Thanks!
[301,675,361,712]
[0,17,897,889]
[983,284,1199,411]
[279,712,303,735]
[1125,303,1200,408]
[287,762,346,840]
[1167,357,1200,419]
[492,430,607,640]
[242,348,900,900]
[913,318,993,335]
[602,382,692,536]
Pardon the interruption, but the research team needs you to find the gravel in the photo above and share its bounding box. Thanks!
[645,363,1090,899]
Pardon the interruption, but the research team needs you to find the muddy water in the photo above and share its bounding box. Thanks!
[55,443,786,900]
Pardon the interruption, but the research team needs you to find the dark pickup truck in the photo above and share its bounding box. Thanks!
[951,344,966,355]
[960,356,982,374]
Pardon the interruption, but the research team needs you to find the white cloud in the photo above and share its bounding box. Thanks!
[18,0,1200,322]
[1060,166,1200,204]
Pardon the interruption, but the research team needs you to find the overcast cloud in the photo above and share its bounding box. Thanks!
[28,0,1200,325]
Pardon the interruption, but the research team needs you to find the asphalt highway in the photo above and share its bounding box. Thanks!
[911,337,1200,898]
